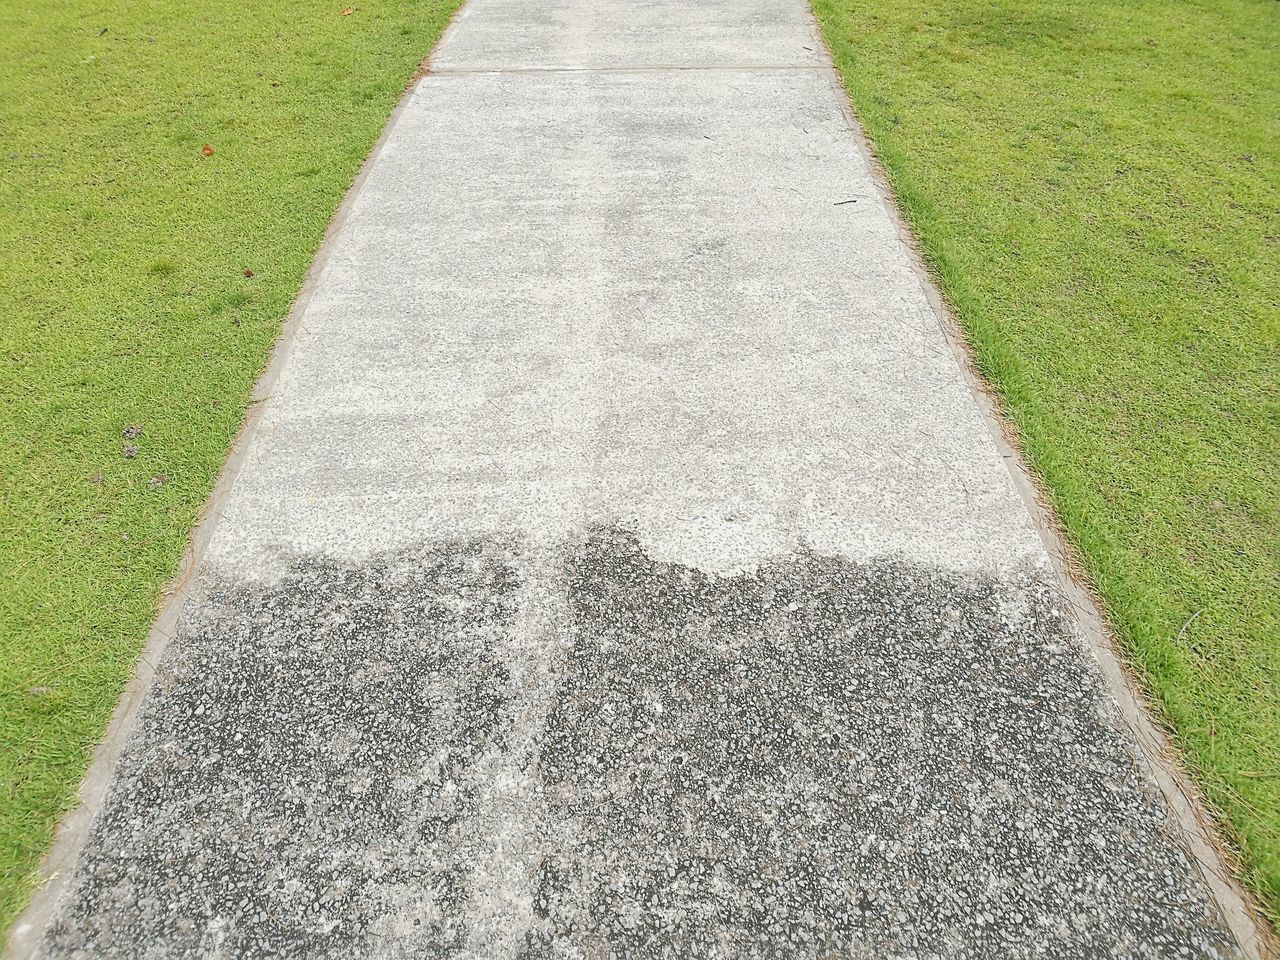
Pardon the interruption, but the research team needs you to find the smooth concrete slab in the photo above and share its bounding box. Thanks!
[13,0,1258,957]
[432,0,824,70]
[216,69,1044,581]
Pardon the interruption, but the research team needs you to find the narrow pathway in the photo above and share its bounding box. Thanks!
[14,0,1255,956]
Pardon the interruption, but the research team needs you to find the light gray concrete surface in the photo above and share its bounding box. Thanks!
[431,0,823,70]
[215,67,1044,582]
[11,0,1265,957]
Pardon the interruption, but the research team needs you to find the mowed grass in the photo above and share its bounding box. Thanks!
[0,0,462,930]
[812,0,1279,921]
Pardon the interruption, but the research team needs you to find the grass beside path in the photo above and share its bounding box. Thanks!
[812,0,1279,922]
[0,0,462,930]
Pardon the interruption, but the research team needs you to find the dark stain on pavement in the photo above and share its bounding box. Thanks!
[43,537,521,959]
[526,526,1234,958]
[40,527,1235,959]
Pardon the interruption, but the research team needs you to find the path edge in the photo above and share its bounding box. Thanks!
[1,24,467,954]
[799,9,1275,958]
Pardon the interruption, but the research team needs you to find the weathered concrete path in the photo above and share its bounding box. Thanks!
[14,0,1259,957]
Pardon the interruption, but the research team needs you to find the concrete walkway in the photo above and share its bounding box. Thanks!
[13,0,1260,957]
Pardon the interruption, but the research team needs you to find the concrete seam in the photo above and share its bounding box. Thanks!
[425,63,825,75]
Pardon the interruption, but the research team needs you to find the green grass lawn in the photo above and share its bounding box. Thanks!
[0,0,462,931]
[812,0,1279,922]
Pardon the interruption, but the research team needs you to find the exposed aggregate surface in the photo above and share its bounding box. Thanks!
[39,528,1234,958]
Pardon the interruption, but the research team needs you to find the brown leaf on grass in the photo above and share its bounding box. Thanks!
[201,144,214,157]
[341,6,354,14]
[243,268,254,278]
